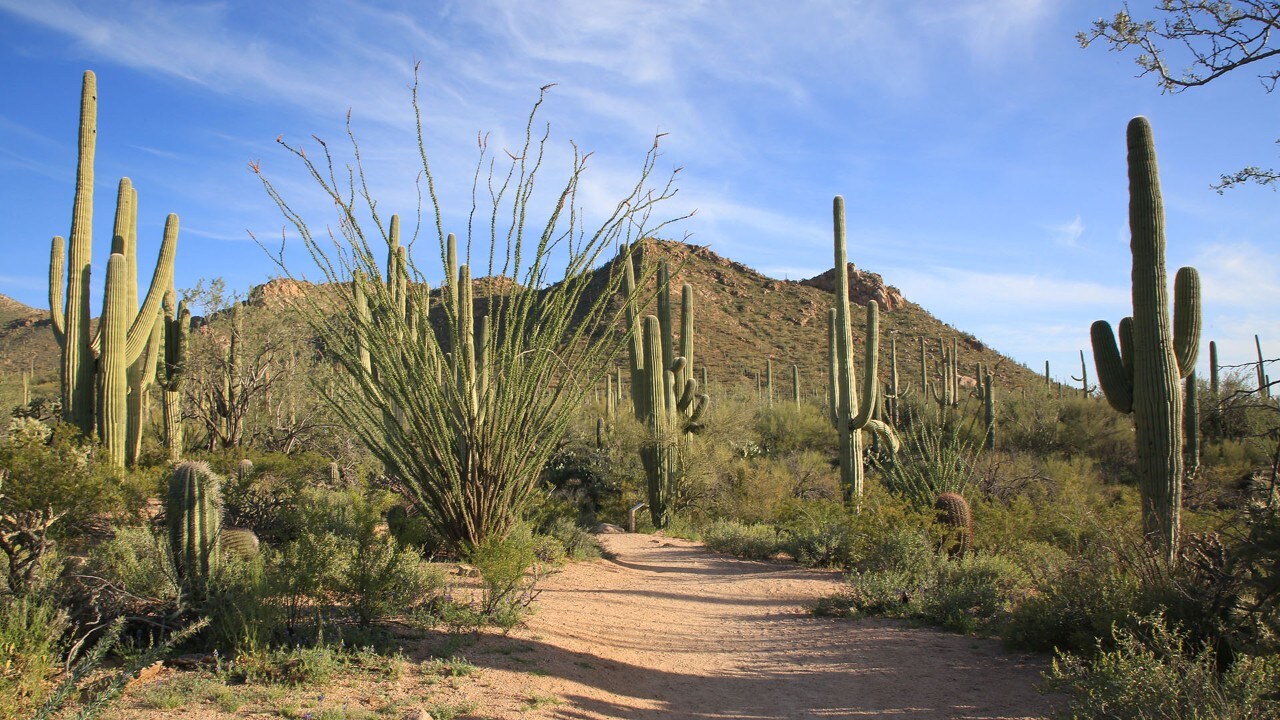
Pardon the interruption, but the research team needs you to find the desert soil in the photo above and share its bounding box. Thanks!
[119,532,1063,719]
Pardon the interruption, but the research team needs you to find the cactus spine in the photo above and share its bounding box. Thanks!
[828,196,898,506]
[1090,117,1201,559]
[623,249,708,528]
[166,462,222,594]
[48,72,179,464]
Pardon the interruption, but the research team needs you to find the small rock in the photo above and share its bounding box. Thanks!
[593,523,626,534]
[401,711,433,720]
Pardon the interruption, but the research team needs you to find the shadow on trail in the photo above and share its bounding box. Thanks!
[453,616,1052,720]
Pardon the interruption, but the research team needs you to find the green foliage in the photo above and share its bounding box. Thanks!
[700,520,784,561]
[0,594,68,720]
[258,79,682,550]
[333,512,446,626]
[876,413,978,509]
[466,525,558,625]
[0,421,133,533]
[913,554,1029,634]
[1049,614,1280,719]
[775,499,852,567]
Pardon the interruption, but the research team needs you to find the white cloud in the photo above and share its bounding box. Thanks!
[1050,214,1084,246]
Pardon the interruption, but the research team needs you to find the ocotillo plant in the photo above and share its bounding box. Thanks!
[166,462,222,597]
[257,82,682,549]
[827,196,898,505]
[1091,116,1201,560]
[48,72,179,461]
[624,254,709,528]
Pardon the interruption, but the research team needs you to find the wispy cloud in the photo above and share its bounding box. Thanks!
[1050,214,1084,246]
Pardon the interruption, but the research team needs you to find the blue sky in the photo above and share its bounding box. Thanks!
[1,0,1276,381]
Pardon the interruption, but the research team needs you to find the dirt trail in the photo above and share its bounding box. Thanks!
[460,532,1061,720]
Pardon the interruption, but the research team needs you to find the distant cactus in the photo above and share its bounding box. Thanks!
[791,363,801,407]
[166,462,222,594]
[157,284,189,463]
[766,358,774,407]
[623,249,709,528]
[328,461,341,485]
[1209,340,1219,396]
[1090,117,1200,559]
[827,196,898,505]
[1071,349,1095,395]
[983,372,996,451]
[934,492,973,557]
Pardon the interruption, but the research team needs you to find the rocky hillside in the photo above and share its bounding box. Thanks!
[2,240,1058,414]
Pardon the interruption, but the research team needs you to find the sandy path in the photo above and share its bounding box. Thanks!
[460,532,1061,720]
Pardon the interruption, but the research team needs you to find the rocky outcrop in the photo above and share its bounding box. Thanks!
[799,264,907,312]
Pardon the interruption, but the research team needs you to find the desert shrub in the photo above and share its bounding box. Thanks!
[913,553,1030,634]
[336,524,445,626]
[1003,551,1144,653]
[0,421,134,536]
[1048,614,1280,719]
[754,402,837,457]
[204,554,280,654]
[700,520,783,561]
[539,516,601,560]
[85,526,176,600]
[0,594,68,720]
[467,525,554,627]
[229,641,345,686]
[265,521,344,635]
[775,499,852,567]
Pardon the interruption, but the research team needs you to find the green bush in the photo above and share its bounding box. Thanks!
[913,553,1029,634]
[467,525,553,626]
[1003,553,1143,653]
[0,594,68,720]
[336,524,445,626]
[1049,614,1280,719]
[775,499,852,567]
[0,421,135,535]
[700,520,783,561]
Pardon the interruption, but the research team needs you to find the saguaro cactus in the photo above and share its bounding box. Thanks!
[167,461,222,594]
[1256,335,1271,399]
[158,285,190,463]
[828,196,898,506]
[48,72,179,464]
[623,249,709,528]
[983,372,996,450]
[1091,117,1201,559]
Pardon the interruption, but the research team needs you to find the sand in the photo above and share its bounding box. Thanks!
[452,532,1062,720]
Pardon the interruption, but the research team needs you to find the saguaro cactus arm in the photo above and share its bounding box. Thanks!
[1172,266,1201,377]
[1092,320,1133,414]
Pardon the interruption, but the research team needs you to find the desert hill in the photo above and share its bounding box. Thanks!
[2,241,1058,414]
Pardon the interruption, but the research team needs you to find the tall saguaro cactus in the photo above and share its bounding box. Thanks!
[48,71,179,465]
[623,249,709,528]
[1091,117,1201,560]
[828,196,898,506]
[159,284,190,464]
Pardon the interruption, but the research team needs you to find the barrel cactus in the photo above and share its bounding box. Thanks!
[166,462,223,593]
[933,492,973,557]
